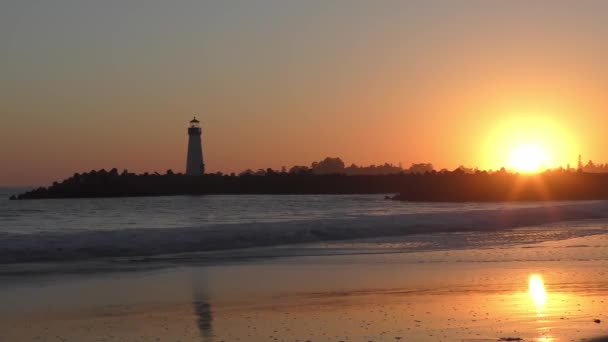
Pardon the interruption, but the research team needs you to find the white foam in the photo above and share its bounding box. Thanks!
[2,201,608,263]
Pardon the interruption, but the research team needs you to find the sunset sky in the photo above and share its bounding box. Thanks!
[2,1,608,185]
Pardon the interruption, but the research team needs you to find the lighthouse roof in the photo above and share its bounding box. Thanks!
[190,116,200,123]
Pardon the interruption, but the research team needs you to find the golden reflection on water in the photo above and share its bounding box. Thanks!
[529,274,547,308]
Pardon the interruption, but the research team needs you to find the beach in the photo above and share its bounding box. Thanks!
[2,225,608,342]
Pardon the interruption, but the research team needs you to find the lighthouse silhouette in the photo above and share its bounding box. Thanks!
[186,117,205,176]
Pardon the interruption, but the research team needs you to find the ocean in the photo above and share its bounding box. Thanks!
[2,187,608,267]
[3,188,608,341]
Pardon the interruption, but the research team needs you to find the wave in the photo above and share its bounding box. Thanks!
[2,201,608,263]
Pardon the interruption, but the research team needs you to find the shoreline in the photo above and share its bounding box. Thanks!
[2,232,608,341]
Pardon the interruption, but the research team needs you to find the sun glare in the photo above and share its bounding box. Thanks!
[483,115,577,172]
[529,274,547,307]
[509,144,547,173]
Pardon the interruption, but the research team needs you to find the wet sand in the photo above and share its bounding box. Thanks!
[1,233,608,342]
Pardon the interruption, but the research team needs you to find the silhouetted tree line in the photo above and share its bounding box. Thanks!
[9,162,608,201]
[581,160,608,173]
[240,157,433,176]
[393,168,608,201]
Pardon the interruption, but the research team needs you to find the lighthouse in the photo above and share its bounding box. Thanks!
[186,117,205,176]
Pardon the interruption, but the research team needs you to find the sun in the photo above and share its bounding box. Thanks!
[482,114,577,172]
[508,144,547,173]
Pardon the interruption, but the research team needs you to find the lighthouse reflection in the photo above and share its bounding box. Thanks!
[192,277,213,342]
[193,299,213,340]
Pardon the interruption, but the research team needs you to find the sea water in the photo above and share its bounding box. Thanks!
[2,187,608,266]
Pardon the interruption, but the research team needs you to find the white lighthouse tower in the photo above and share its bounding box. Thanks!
[186,117,205,176]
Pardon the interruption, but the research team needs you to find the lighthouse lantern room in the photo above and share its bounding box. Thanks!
[186,117,205,176]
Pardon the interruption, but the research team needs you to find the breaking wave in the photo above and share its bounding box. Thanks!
[2,201,608,263]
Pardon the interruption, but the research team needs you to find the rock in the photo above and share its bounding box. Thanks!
[594,319,601,324]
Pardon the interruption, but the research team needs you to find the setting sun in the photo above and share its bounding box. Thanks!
[483,115,578,172]
[509,144,547,172]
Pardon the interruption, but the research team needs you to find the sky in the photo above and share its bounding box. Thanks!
[2,0,608,186]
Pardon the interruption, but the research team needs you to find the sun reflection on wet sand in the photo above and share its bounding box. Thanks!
[529,274,547,308]
[527,274,553,341]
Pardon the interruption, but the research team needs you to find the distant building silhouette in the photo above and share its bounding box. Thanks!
[186,117,205,176]
[311,157,346,174]
[306,157,409,175]
[408,163,434,174]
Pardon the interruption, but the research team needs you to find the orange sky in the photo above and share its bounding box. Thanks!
[2,1,608,185]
